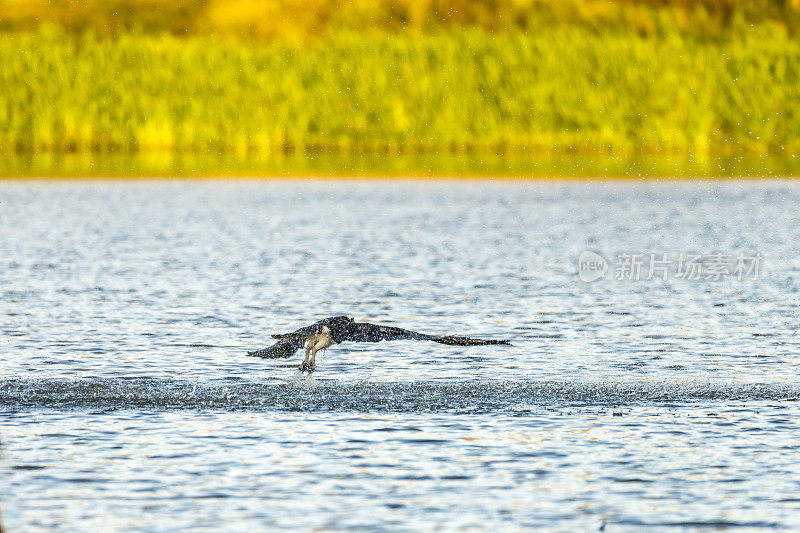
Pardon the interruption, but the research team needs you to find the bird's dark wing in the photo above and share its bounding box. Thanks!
[340,322,435,342]
[247,337,305,359]
[340,321,510,346]
[429,335,511,346]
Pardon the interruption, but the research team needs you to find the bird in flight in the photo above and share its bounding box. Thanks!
[247,315,510,372]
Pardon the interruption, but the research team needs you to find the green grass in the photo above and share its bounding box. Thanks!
[1,27,799,157]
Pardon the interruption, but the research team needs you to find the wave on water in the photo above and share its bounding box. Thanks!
[1,377,799,412]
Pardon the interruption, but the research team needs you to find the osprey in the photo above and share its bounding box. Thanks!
[247,315,510,372]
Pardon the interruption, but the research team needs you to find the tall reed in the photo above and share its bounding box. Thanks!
[1,27,798,156]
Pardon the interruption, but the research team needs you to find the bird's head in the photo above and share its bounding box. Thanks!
[326,315,354,327]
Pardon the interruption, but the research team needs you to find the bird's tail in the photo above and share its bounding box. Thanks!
[433,335,511,346]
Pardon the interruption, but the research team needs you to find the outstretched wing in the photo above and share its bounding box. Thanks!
[247,315,510,359]
[247,337,305,359]
[340,321,510,346]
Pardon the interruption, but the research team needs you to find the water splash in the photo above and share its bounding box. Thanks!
[2,378,798,412]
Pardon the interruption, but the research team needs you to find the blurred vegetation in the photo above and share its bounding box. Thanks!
[1,27,798,156]
[0,1,799,160]
[1,0,800,40]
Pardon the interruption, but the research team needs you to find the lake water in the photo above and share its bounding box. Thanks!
[2,180,800,531]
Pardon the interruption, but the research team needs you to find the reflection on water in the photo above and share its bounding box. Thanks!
[2,180,800,530]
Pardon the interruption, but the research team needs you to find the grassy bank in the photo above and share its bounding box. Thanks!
[1,28,799,157]
[3,152,798,179]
